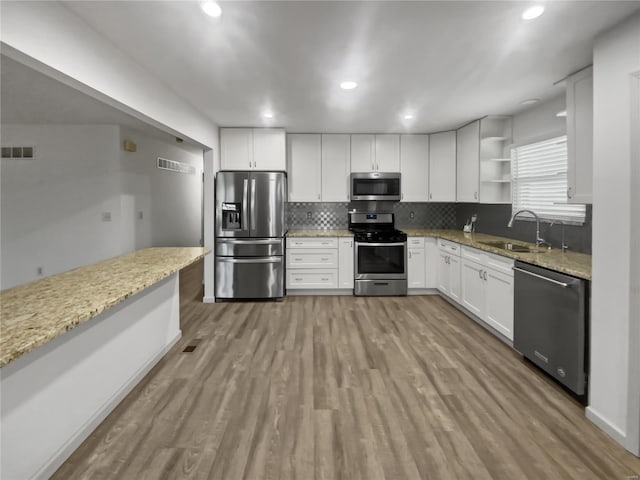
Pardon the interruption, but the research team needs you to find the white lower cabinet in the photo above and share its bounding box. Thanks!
[425,237,438,289]
[460,245,514,340]
[408,237,426,288]
[436,239,461,301]
[338,238,354,289]
[287,236,353,291]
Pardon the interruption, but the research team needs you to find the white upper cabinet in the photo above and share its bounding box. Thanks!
[374,134,400,172]
[220,128,253,170]
[456,120,480,202]
[287,134,321,202]
[566,66,593,204]
[351,134,400,173]
[321,134,351,202]
[253,128,286,170]
[400,134,429,202]
[428,131,457,202]
[350,134,375,172]
[221,128,286,171]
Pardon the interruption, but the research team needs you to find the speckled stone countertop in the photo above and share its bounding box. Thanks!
[0,247,210,368]
[287,229,353,237]
[403,229,591,280]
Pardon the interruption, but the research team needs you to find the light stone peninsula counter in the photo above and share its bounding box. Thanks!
[287,229,353,237]
[0,247,209,368]
[403,229,591,280]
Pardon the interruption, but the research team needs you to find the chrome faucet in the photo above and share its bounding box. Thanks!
[507,209,549,248]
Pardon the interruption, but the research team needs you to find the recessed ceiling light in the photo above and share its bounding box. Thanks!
[340,81,357,90]
[201,1,222,18]
[262,111,274,119]
[556,110,567,117]
[403,114,415,120]
[522,5,545,20]
[520,98,540,106]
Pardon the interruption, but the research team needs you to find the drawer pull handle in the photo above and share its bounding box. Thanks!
[295,277,303,281]
[321,258,329,261]
[294,258,302,261]
[321,277,329,281]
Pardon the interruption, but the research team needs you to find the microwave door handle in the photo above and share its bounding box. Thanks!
[242,178,248,231]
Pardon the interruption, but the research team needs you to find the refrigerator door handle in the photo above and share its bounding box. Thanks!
[217,257,282,264]
[218,238,282,245]
[250,178,257,232]
[242,178,249,231]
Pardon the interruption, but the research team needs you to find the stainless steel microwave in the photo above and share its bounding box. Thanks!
[350,172,401,201]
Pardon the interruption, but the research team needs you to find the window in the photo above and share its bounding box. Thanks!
[511,135,586,223]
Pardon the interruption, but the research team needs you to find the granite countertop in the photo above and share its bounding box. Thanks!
[287,229,353,237]
[404,229,591,280]
[0,247,210,368]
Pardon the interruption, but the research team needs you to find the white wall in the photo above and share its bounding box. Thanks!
[588,11,640,455]
[512,93,566,145]
[0,1,217,149]
[1,124,205,290]
[119,127,203,248]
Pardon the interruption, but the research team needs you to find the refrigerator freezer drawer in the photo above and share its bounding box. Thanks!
[215,256,284,299]
[215,238,284,257]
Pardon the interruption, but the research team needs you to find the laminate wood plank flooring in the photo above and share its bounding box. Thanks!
[53,261,640,479]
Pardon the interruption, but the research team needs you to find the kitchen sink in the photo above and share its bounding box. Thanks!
[478,240,546,254]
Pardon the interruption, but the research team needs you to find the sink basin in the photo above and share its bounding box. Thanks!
[478,240,546,254]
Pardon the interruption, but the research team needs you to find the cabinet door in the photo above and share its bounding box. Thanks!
[485,268,514,340]
[449,255,462,303]
[461,258,485,317]
[408,248,426,288]
[436,252,450,295]
[253,128,286,171]
[338,237,354,289]
[220,128,253,170]
[424,237,438,289]
[400,135,429,202]
[566,66,593,204]
[322,134,350,201]
[288,134,321,202]
[375,134,400,172]
[350,134,374,172]
[456,120,480,202]
[429,131,457,201]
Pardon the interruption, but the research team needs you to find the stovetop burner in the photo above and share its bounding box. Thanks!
[348,212,407,243]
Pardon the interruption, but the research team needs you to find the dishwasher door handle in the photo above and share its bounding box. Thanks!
[513,266,570,288]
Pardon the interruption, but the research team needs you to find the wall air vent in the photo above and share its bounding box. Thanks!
[1,146,35,159]
[156,157,196,175]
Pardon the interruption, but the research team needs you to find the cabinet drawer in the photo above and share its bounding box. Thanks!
[287,237,338,249]
[461,246,487,264]
[287,269,338,289]
[408,237,425,248]
[486,252,514,276]
[287,250,337,268]
[438,239,460,256]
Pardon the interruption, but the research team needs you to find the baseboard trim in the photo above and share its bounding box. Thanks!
[585,407,628,447]
[287,289,353,296]
[34,331,182,480]
[407,288,439,295]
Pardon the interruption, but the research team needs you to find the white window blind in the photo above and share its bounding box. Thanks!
[511,135,585,223]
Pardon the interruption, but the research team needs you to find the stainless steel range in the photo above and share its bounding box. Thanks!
[349,212,407,296]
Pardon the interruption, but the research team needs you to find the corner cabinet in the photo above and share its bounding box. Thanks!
[220,128,286,171]
[428,131,457,202]
[456,120,480,202]
[566,66,593,204]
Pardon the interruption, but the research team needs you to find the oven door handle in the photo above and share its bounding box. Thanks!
[356,242,406,247]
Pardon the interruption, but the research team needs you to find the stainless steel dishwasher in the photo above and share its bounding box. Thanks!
[513,261,588,396]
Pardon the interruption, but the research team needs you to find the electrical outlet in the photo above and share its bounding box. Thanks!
[36,266,43,276]
[409,211,415,219]
[138,211,143,220]
[306,211,312,219]
[102,212,112,222]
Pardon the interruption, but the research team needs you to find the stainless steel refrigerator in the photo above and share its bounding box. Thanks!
[215,171,287,300]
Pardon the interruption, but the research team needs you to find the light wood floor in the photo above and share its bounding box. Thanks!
[53,260,640,479]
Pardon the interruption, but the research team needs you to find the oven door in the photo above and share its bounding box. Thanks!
[355,242,407,280]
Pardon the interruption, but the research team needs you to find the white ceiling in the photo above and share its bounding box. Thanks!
[10,1,640,134]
